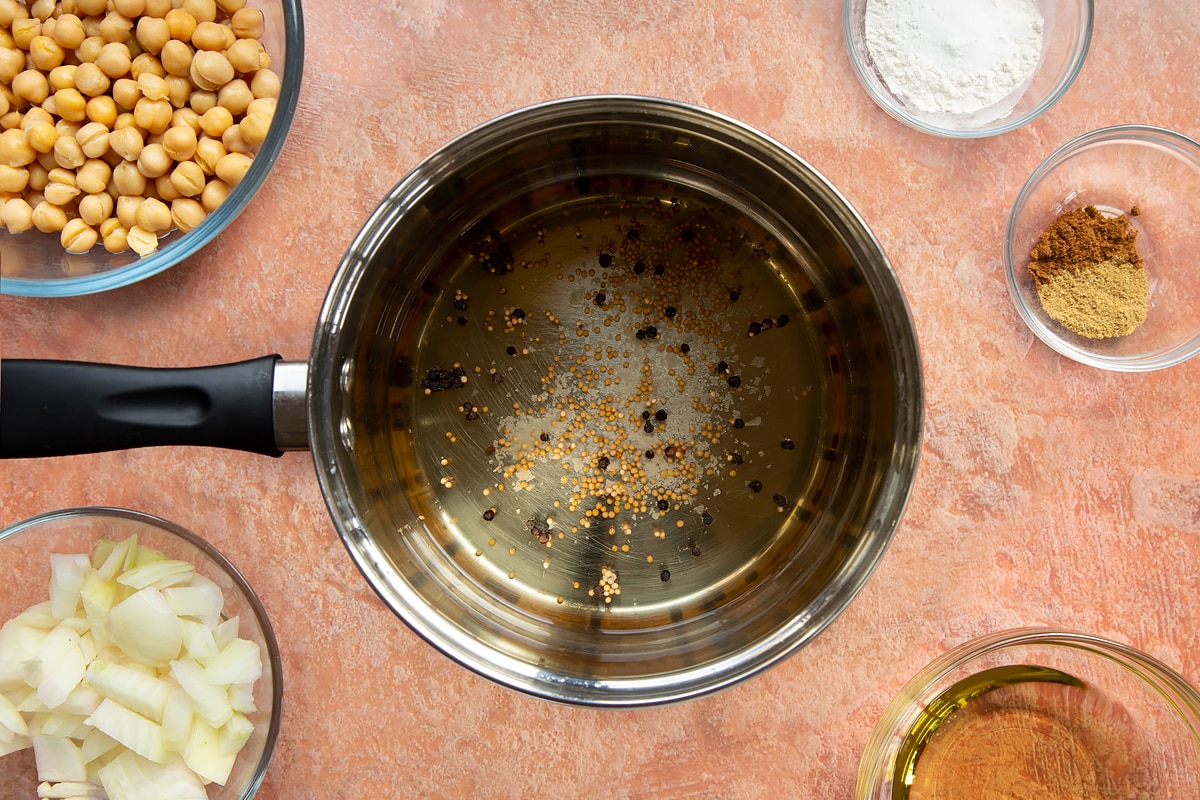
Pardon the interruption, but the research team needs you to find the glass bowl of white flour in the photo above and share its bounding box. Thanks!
[843,0,1093,137]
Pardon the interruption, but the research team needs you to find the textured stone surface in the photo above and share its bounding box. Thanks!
[3,2,1200,797]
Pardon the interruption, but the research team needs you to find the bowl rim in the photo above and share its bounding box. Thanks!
[0,0,306,298]
[855,626,1200,799]
[0,506,284,799]
[842,0,1095,139]
[1003,123,1200,372]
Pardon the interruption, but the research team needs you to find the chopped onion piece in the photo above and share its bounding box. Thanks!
[30,625,89,710]
[37,780,108,798]
[0,689,30,737]
[202,638,262,686]
[180,620,219,660]
[49,554,90,620]
[99,751,208,800]
[108,587,183,668]
[117,559,195,591]
[84,699,167,764]
[31,732,87,782]
[183,719,236,786]
[160,687,193,752]
[86,660,172,724]
[80,727,121,765]
[169,659,232,728]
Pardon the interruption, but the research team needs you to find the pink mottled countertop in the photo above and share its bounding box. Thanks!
[4,2,1200,797]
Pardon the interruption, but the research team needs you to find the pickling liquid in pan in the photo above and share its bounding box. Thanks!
[385,180,853,621]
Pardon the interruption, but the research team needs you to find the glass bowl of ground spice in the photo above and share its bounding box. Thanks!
[1005,125,1200,371]
[843,0,1093,137]
[855,628,1200,799]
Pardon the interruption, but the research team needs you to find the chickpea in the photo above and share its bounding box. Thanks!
[182,0,217,24]
[188,90,216,114]
[126,224,157,255]
[29,0,55,21]
[53,134,85,169]
[216,0,247,15]
[61,217,98,252]
[250,69,281,100]
[159,39,192,76]
[168,159,204,196]
[29,35,64,72]
[26,160,48,190]
[112,78,141,110]
[74,0,109,16]
[193,135,224,174]
[165,9,197,42]
[198,105,232,137]
[112,159,146,194]
[170,196,205,232]
[52,119,81,139]
[216,78,252,116]
[190,21,226,51]
[0,163,28,192]
[31,200,67,233]
[136,141,170,177]
[115,193,142,227]
[130,53,166,80]
[134,96,171,133]
[23,121,58,153]
[46,65,76,94]
[142,0,172,19]
[54,88,87,122]
[113,111,138,131]
[2,196,34,233]
[113,0,147,17]
[78,190,113,225]
[153,172,180,201]
[52,14,87,50]
[164,74,191,108]
[74,36,105,64]
[230,7,263,40]
[43,178,80,206]
[95,43,133,80]
[37,150,58,171]
[76,158,111,193]
[221,123,252,155]
[13,69,51,105]
[136,72,169,102]
[41,94,59,117]
[81,15,104,40]
[85,95,118,126]
[225,38,263,74]
[135,16,169,55]
[161,124,196,160]
[108,124,143,160]
[0,128,37,166]
[74,62,111,97]
[103,222,129,253]
[0,91,7,118]
[238,110,271,147]
[99,12,134,45]
[214,151,250,187]
[0,111,18,131]
[11,20,43,52]
[0,47,25,84]
[0,0,26,28]
[76,121,110,158]
[169,107,200,133]
[190,51,233,92]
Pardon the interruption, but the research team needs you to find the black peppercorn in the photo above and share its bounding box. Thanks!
[682,228,695,242]
[655,409,667,422]
[690,545,701,557]
[635,329,646,340]
[540,432,550,442]
[641,409,651,420]
[627,228,639,241]
[664,306,677,318]
[679,343,690,354]
[727,375,742,388]
[482,508,496,521]
[643,422,654,433]
[597,455,610,470]
[657,499,670,511]
[729,452,743,465]
[645,326,658,338]
[748,321,762,337]
[653,264,665,275]
[456,316,468,326]
[453,299,468,311]
[733,418,744,429]
[594,293,606,306]
[781,439,795,450]
[776,314,790,327]
[645,450,655,459]
[729,290,740,302]
[664,446,677,458]
[633,261,646,274]
[717,360,729,374]
[599,253,612,268]
[660,569,670,582]
[702,512,713,525]
[490,371,504,383]
[773,494,788,508]
[510,308,525,319]
[748,480,763,493]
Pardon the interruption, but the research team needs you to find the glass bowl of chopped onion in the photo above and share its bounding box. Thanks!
[0,507,282,799]
[843,0,1093,137]
[0,0,303,297]
[1005,125,1200,371]
[855,628,1200,799]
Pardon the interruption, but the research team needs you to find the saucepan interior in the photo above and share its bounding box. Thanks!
[308,96,922,706]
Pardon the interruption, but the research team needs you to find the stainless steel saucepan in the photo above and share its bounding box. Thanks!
[2,96,923,706]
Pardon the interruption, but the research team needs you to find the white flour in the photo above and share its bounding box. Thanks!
[865,0,1045,116]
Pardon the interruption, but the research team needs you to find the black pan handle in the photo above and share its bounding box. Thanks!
[1,356,289,459]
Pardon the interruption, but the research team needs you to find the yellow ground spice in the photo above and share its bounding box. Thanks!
[1027,206,1148,338]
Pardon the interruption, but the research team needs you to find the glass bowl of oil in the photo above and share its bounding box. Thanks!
[856,628,1200,799]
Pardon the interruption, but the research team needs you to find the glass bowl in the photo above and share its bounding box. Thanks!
[1005,125,1200,371]
[843,0,1092,138]
[856,628,1200,799]
[0,507,282,799]
[0,0,304,297]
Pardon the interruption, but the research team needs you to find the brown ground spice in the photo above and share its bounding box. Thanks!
[1028,205,1143,287]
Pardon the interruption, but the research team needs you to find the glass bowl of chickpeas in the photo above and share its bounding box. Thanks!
[0,0,303,296]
